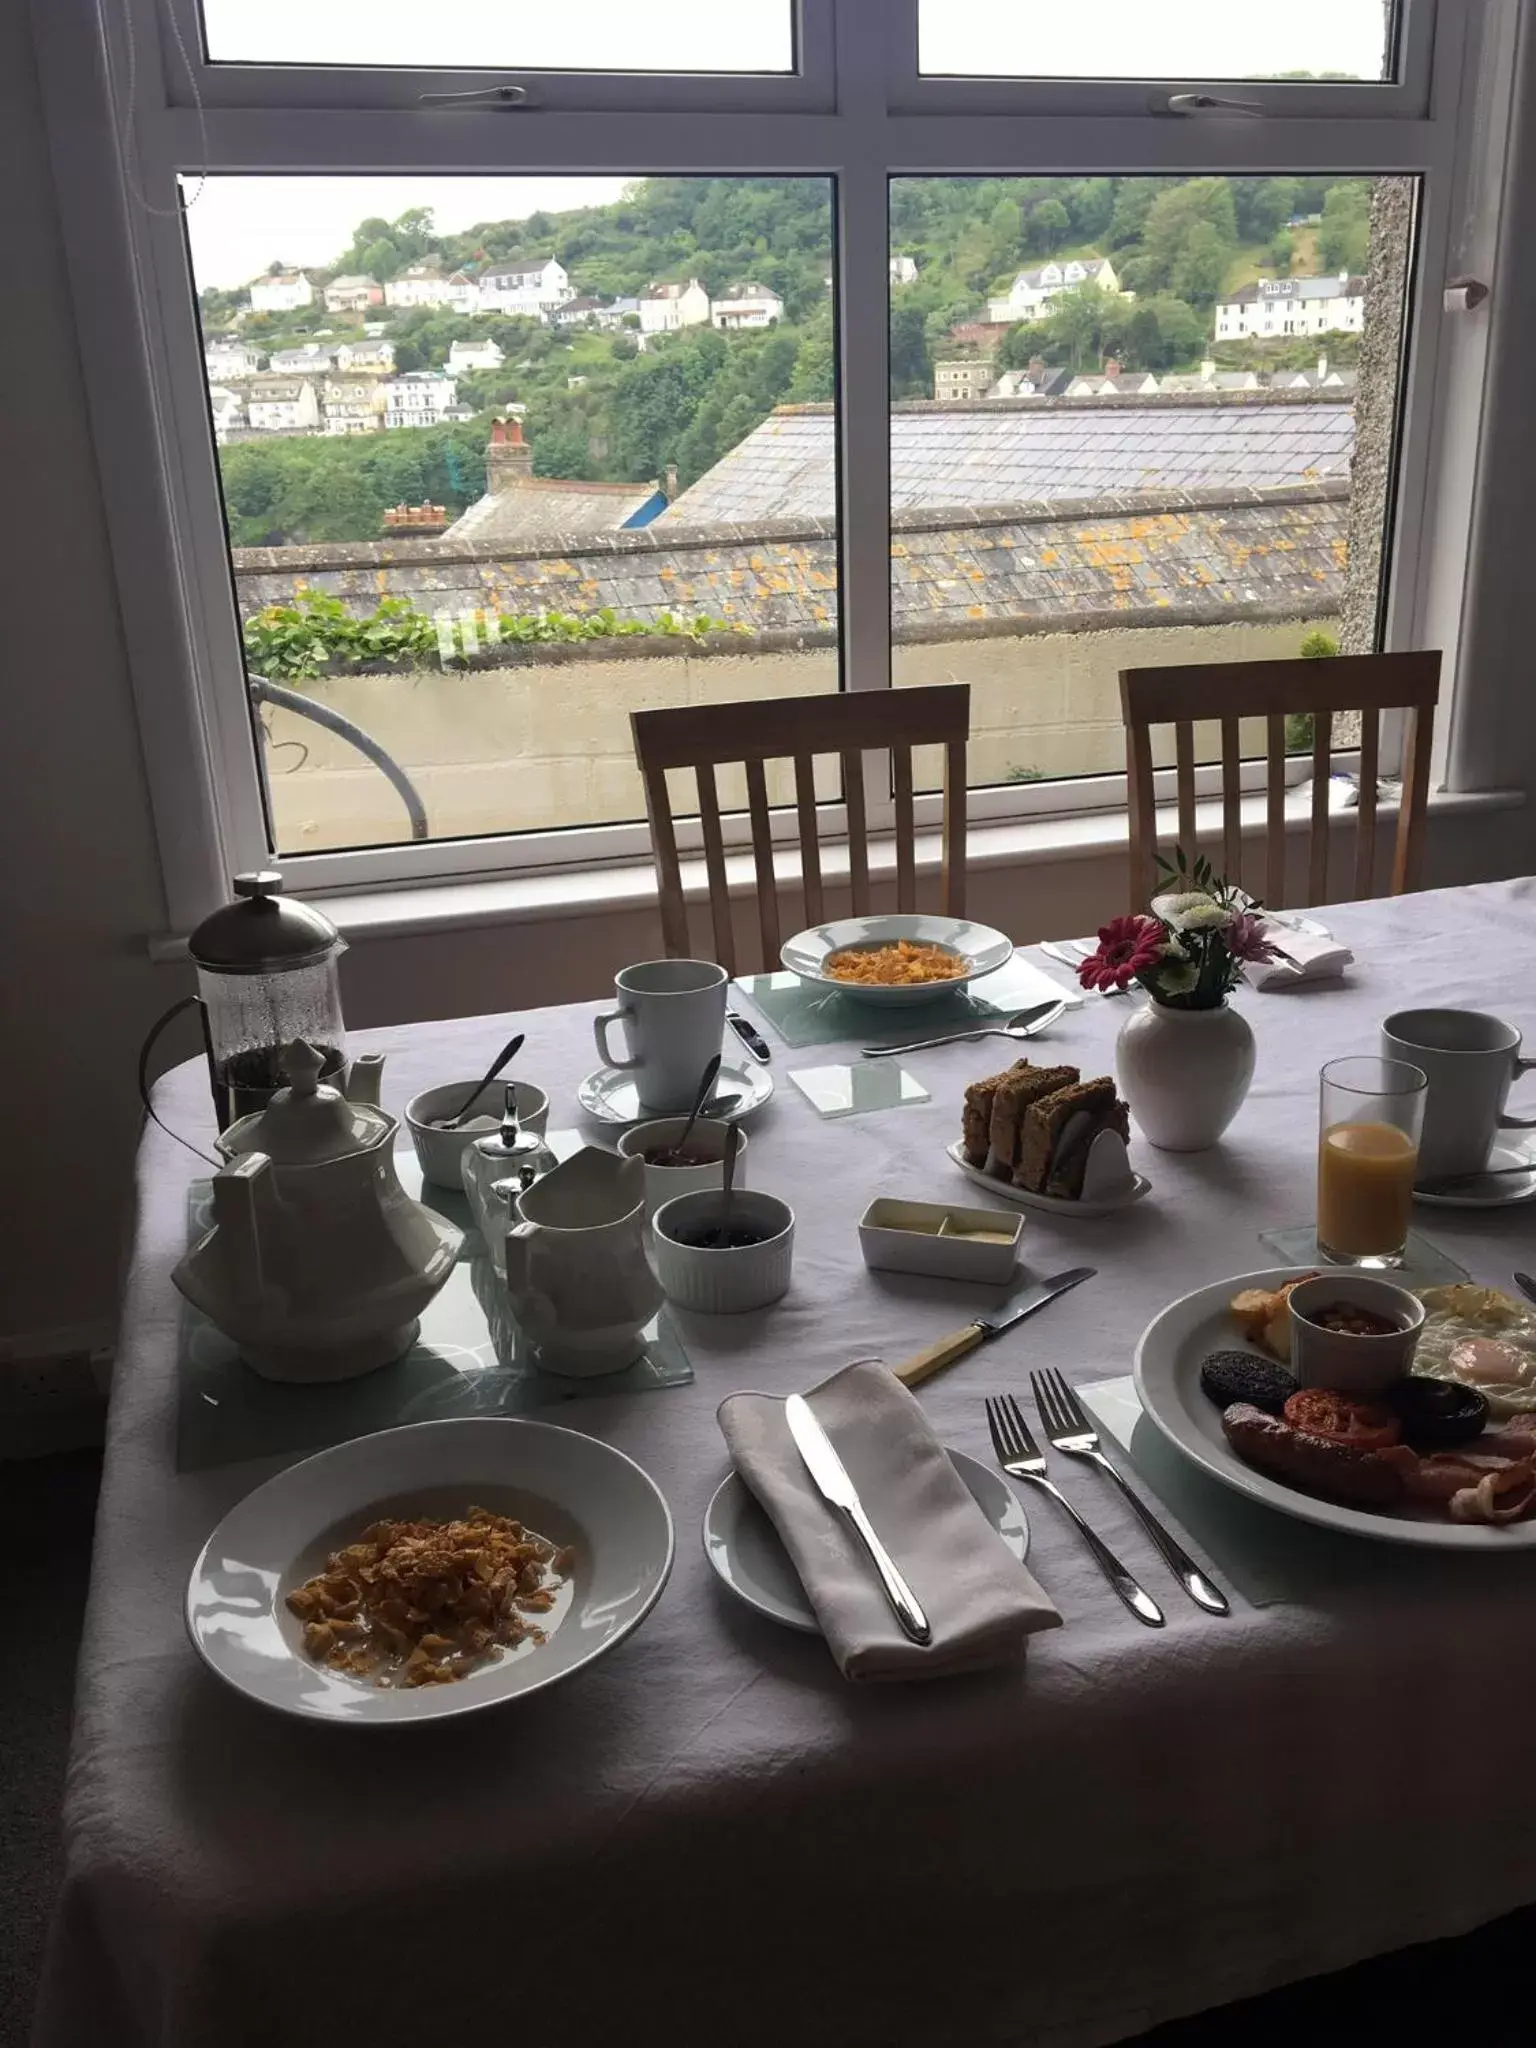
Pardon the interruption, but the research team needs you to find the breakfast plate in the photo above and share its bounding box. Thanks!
[946,1139,1152,1216]
[703,1450,1029,1631]
[1134,1268,1536,1550]
[1414,1138,1536,1209]
[186,1417,674,1723]
[781,913,1014,1008]
[577,1057,774,1126]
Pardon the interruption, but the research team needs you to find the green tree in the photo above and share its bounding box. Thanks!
[787,330,835,403]
[1044,282,1114,369]
[1028,198,1071,254]
[889,301,932,398]
[1319,182,1371,272]
[1117,294,1206,370]
[1233,177,1299,244]
[997,319,1053,370]
[1125,179,1238,306]
[531,426,592,479]
[1065,178,1115,241]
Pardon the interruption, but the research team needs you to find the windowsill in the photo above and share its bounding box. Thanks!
[147,786,1525,957]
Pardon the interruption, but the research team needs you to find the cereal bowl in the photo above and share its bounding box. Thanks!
[405,1079,549,1189]
[780,913,1013,1007]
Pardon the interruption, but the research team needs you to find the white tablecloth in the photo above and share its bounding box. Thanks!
[35,878,1536,2048]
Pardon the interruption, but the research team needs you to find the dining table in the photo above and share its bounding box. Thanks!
[34,874,1536,2048]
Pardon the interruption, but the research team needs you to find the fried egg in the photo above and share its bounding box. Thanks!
[1412,1286,1536,1414]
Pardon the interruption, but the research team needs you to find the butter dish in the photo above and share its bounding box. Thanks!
[858,1198,1023,1284]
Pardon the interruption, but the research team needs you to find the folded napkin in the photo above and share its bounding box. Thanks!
[1252,923,1354,991]
[718,1359,1060,1680]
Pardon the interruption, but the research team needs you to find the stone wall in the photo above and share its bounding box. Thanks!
[261,615,1334,852]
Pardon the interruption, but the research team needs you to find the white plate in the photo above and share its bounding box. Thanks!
[1133,1267,1536,1551]
[781,913,1014,1008]
[946,1139,1151,1216]
[577,1058,774,1126]
[703,1450,1029,1632]
[1414,1138,1536,1209]
[186,1418,675,1723]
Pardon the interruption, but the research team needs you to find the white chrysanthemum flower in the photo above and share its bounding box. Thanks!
[1155,955,1200,996]
[1152,890,1232,932]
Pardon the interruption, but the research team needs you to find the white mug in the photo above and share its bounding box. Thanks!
[593,959,727,1114]
[1380,1008,1536,1179]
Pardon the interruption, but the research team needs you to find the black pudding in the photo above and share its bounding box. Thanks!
[1386,1376,1490,1449]
[1199,1349,1297,1415]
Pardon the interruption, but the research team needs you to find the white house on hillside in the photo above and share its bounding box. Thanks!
[448,337,505,372]
[383,262,479,312]
[640,278,711,334]
[323,274,383,313]
[890,254,919,284]
[1214,274,1367,341]
[249,271,313,314]
[986,257,1122,324]
[381,371,458,428]
[245,376,321,431]
[204,340,262,381]
[321,377,386,434]
[476,257,572,319]
[268,342,336,374]
[711,282,784,330]
[335,339,396,373]
[206,386,245,443]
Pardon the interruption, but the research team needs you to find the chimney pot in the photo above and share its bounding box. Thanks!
[486,414,533,490]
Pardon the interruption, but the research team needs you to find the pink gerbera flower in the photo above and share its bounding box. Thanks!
[1226,911,1279,965]
[1078,915,1164,991]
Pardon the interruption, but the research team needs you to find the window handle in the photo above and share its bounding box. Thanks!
[1157,91,1264,117]
[417,83,535,107]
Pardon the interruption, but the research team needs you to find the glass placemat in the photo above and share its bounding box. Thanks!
[177,1139,693,1473]
[787,1062,931,1119]
[1259,1222,1471,1286]
[733,954,1080,1051]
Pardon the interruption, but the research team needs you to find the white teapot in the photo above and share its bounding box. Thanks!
[173,1039,462,1382]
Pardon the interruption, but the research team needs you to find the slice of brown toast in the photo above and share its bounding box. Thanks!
[962,1063,1025,1166]
[1015,1077,1129,1196]
[987,1063,1080,1179]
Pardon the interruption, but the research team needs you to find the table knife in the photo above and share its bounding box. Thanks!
[785,1394,932,1645]
[893,1266,1096,1389]
[726,1010,772,1063]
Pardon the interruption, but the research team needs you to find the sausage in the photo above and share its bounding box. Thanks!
[1221,1402,1405,1508]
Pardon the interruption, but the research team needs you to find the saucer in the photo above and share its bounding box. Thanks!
[1414,1138,1536,1209]
[703,1451,1029,1633]
[945,1140,1151,1216]
[578,1058,775,1127]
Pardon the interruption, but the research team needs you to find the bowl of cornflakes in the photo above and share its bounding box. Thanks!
[780,913,1014,1007]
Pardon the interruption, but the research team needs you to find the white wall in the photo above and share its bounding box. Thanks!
[5,1,1536,1362]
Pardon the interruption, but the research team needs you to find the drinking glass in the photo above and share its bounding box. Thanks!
[1317,1055,1428,1268]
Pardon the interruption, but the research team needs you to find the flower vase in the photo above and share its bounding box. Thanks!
[1115,999,1255,1152]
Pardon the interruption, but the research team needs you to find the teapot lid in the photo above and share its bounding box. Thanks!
[190,872,341,977]
[469,1088,551,1170]
[222,1039,389,1165]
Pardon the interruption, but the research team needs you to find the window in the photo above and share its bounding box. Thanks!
[44,0,1502,920]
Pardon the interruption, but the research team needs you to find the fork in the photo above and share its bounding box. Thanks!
[984,1395,1165,1628]
[1030,1368,1229,1616]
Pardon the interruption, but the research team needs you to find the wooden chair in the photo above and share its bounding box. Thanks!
[629,684,970,975]
[1120,652,1441,911]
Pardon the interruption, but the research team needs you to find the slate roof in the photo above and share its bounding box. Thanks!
[234,483,1347,646]
[1221,274,1367,305]
[444,477,663,543]
[660,398,1356,526]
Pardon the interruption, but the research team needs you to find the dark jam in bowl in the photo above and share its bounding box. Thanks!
[1301,1301,1405,1338]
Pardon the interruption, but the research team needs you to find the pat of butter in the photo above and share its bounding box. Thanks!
[942,1224,1014,1244]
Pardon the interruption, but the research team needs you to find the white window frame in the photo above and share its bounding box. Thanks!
[31,0,1508,928]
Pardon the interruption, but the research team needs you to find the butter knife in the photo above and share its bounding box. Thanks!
[785,1395,932,1645]
[893,1266,1096,1389]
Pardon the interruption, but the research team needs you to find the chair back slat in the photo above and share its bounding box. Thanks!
[1354,710,1380,899]
[893,746,917,910]
[1119,654,1440,914]
[793,752,824,927]
[843,750,871,914]
[1174,721,1197,861]
[1220,716,1242,890]
[1308,714,1332,906]
[744,758,780,967]
[942,737,968,919]
[695,761,735,976]
[1265,714,1288,908]
[630,684,970,972]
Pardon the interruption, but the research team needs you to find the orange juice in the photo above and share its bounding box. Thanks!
[1317,1121,1419,1257]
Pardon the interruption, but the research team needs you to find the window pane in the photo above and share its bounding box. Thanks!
[200,0,794,72]
[918,2,1396,82]
[187,175,836,854]
[889,175,1414,797]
